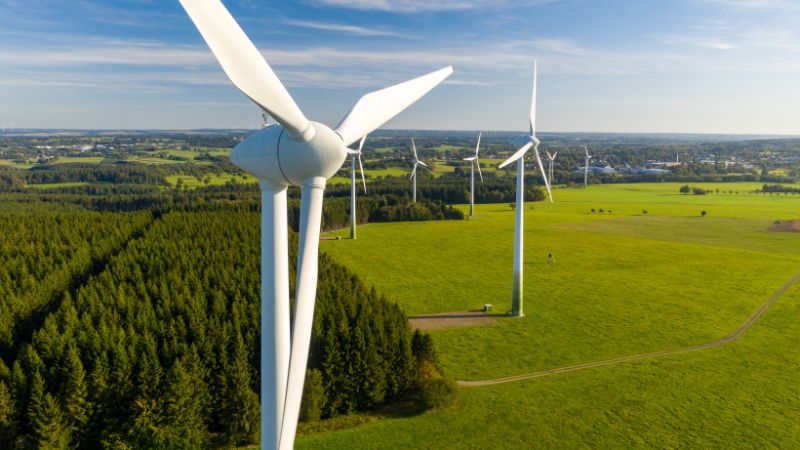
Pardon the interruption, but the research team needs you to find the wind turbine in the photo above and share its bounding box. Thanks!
[463,132,483,217]
[176,2,453,449]
[348,136,367,239]
[583,145,591,188]
[409,138,428,203]
[545,150,558,188]
[497,61,551,317]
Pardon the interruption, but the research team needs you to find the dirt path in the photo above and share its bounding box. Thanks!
[458,270,800,387]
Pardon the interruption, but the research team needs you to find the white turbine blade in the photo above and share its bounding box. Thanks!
[412,138,418,161]
[476,159,484,183]
[358,154,367,193]
[463,157,477,161]
[410,163,417,179]
[475,132,482,157]
[553,151,558,159]
[533,146,553,203]
[530,60,538,137]
[357,135,366,153]
[584,145,589,158]
[335,66,454,146]
[498,141,533,169]
[545,151,553,160]
[178,0,310,138]
[418,160,429,167]
[280,178,326,450]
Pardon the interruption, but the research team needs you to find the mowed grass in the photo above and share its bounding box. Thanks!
[306,182,800,447]
[320,183,800,380]
[298,284,800,448]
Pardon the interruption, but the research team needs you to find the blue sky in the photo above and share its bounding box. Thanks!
[1,0,799,133]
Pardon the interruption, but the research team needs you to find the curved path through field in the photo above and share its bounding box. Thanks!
[459,270,800,387]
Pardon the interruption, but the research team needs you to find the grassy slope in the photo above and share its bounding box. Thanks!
[305,182,800,447]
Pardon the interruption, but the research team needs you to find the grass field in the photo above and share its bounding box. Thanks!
[26,182,90,189]
[165,173,257,188]
[306,182,800,447]
[49,156,105,164]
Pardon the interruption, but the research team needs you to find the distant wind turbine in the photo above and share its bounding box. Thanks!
[497,61,551,317]
[176,1,453,449]
[463,132,484,216]
[545,150,557,188]
[410,138,428,203]
[583,145,591,188]
[348,136,367,239]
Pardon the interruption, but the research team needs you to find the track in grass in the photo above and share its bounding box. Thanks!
[459,269,800,387]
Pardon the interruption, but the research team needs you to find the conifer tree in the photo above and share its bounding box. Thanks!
[63,346,91,440]
[0,382,18,448]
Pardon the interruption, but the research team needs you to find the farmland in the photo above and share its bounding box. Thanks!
[305,182,800,447]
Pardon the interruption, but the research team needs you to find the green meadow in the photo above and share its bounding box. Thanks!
[306,182,800,447]
[165,173,257,188]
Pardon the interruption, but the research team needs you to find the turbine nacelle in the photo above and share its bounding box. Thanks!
[231,122,347,187]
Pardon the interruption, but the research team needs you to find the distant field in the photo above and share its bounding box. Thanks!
[165,173,257,188]
[26,182,90,189]
[49,156,105,164]
[0,159,35,169]
[307,182,800,447]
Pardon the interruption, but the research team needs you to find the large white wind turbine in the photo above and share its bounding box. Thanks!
[583,145,591,188]
[545,150,558,188]
[176,2,453,449]
[349,136,367,239]
[409,138,428,203]
[497,61,551,317]
[463,132,483,217]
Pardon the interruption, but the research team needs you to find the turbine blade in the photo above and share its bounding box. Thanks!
[533,146,553,203]
[357,135,366,153]
[476,159,484,183]
[412,138,418,161]
[418,161,429,167]
[475,132,482,157]
[280,178,326,449]
[530,60,537,137]
[178,0,310,138]
[498,141,533,169]
[463,157,477,161]
[335,66,454,146]
[553,151,558,159]
[358,154,367,193]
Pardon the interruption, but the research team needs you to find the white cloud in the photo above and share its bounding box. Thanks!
[282,18,407,37]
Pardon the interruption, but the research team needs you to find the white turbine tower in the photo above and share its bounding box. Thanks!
[349,136,367,239]
[497,61,551,317]
[463,132,483,217]
[176,2,453,449]
[545,150,558,188]
[583,145,591,188]
[409,138,428,203]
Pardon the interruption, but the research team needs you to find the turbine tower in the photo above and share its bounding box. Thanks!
[497,61,552,317]
[349,136,367,239]
[584,145,591,188]
[545,150,558,188]
[409,138,428,203]
[463,132,483,217]
[176,2,453,449]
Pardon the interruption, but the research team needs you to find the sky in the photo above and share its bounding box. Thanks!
[1,0,799,134]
